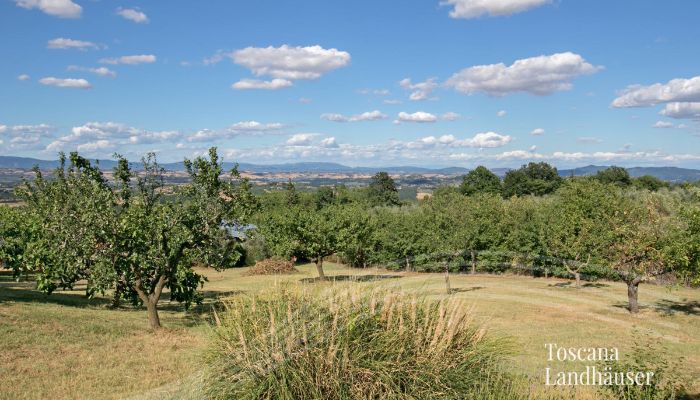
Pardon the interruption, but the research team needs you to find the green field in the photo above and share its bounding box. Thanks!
[1,263,699,399]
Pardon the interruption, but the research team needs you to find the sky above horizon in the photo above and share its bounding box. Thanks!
[2,0,700,168]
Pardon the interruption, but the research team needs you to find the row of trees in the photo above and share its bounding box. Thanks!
[0,148,256,329]
[255,171,700,313]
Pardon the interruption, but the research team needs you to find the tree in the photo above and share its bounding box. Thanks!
[367,172,401,206]
[315,186,335,209]
[460,166,501,196]
[545,180,616,287]
[595,166,632,187]
[284,179,300,205]
[259,205,338,280]
[502,162,563,197]
[16,148,255,329]
[633,175,669,191]
[607,194,678,313]
[334,205,376,267]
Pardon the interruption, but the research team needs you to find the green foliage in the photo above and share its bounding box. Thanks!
[367,171,401,206]
[502,162,563,197]
[314,185,335,209]
[595,166,632,187]
[633,175,669,192]
[204,287,524,400]
[599,332,688,400]
[14,147,256,329]
[460,165,502,196]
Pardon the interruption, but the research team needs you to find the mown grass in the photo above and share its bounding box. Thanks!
[2,264,699,399]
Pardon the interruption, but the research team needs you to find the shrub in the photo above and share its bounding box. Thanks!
[203,286,526,400]
[598,332,688,400]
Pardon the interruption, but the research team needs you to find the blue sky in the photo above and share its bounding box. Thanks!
[1,0,700,168]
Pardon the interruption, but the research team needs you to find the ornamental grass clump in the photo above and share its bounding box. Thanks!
[203,286,526,399]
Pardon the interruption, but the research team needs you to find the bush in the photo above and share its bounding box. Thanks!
[203,287,527,400]
[599,332,688,400]
[243,256,298,276]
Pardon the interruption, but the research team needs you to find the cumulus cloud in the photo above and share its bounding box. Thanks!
[358,88,390,96]
[0,124,54,150]
[39,77,91,89]
[47,37,99,50]
[46,122,181,153]
[441,0,551,19]
[659,102,700,120]
[67,66,116,77]
[286,133,316,146]
[320,137,338,148]
[653,121,675,129]
[399,78,438,101]
[116,7,148,23]
[231,45,350,81]
[15,0,82,18]
[444,52,601,96]
[17,74,30,81]
[531,128,545,135]
[441,112,461,121]
[99,55,156,65]
[231,78,293,90]
[186,121,286,142]
[497,110,507,117]
[611,76,700,108]
[396,111,438,123]
[320,110,387,122]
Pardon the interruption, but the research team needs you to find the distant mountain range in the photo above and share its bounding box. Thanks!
[1,156,699,182]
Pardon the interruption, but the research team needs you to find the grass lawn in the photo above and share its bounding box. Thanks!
[1,263,699,399]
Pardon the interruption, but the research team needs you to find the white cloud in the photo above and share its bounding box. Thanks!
[116,7,148,23]
[232,45,350,80]
[659,102,700,120]
[99,55,156,65]
[531,128,545,135]
[39,77,91,89]
[611,76,700,108]
[0,124,53,150]
[67,66,116,77]
[399,78,438,101]
[46,122,181,153]
[231,78,293,90]
[47,37,98,50]
[186,121,286,142]
[653,121,675,129]
[396,111,438,123]
[17,74,30,81]
[441,112,461,121]
[15,0,81,18]
[441,0,551,19]
[320,110,387,122]
[320,137,338,148]
[497,110,507,117]
[358,88,390,96]
[383,99,402,105]
[286,133,316,146]
[454,132,512,148]
[445,52,602,96]
[577,136,602,144]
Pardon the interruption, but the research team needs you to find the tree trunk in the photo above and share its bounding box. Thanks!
[627,278,642,314]
[111,279,123,308]
[444,262,451,295]
[470,250,476,274]
[406,256,411,272]
[564,261,581,288]
[315,257,326,281]
[146,299,161,330]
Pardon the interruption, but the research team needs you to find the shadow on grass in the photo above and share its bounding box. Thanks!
[548,281,610,289]
[299,274,402,284]
[450,286,485,293]
[654,299,700,316]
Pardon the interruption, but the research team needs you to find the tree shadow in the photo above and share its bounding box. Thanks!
[450,286,485,293]
[0,280,112,308]
[654,299,700,316]
[299,274,402,284]
[547,281,609,289]
[582,282,610,288]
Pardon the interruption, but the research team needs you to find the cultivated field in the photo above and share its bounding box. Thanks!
[1,263,699,399]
